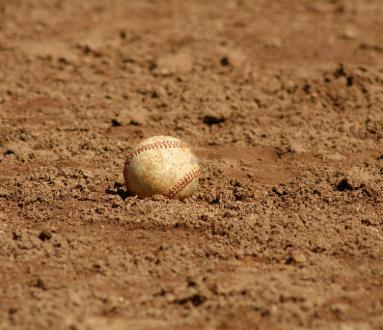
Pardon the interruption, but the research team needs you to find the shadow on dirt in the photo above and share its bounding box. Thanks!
[105,182,131,200]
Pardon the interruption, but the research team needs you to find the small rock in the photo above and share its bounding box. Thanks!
[219,48,247,68]
[156,53,193,75]
[3,149,14,156]
[260,77,281,95]
[272,186,287,196]
[2,143,33,162]
[287,249,307,264]
[283,80,298,93]
[336,167,372,191]
[111,118,122,127]
[287,141,306,153]
[340,26,358,40]
[151,86,167,99]
[117,109,148,126]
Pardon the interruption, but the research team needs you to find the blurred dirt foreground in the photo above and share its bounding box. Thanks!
[0,1,383,329]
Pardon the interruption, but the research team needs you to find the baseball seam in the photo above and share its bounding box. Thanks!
[165,167,201,199]
[125,140,187,169]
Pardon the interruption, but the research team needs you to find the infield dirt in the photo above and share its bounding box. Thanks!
[0,1,383,329]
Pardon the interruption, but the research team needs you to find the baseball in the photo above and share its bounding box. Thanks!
[124,136,200,199]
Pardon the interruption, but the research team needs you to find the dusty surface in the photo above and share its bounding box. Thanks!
[1,1,383,329]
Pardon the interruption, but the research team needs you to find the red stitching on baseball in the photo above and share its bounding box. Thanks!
[125,140,187,169]
[165,167,201,199]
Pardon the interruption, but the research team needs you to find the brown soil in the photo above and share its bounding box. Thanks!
[1,1,383,329]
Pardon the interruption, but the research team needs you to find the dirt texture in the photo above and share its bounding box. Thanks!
[1,1,383,329]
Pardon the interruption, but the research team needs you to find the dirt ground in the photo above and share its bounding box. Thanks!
[0,0,383,329]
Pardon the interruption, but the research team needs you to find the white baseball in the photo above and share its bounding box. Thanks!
[124,136,200,199]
